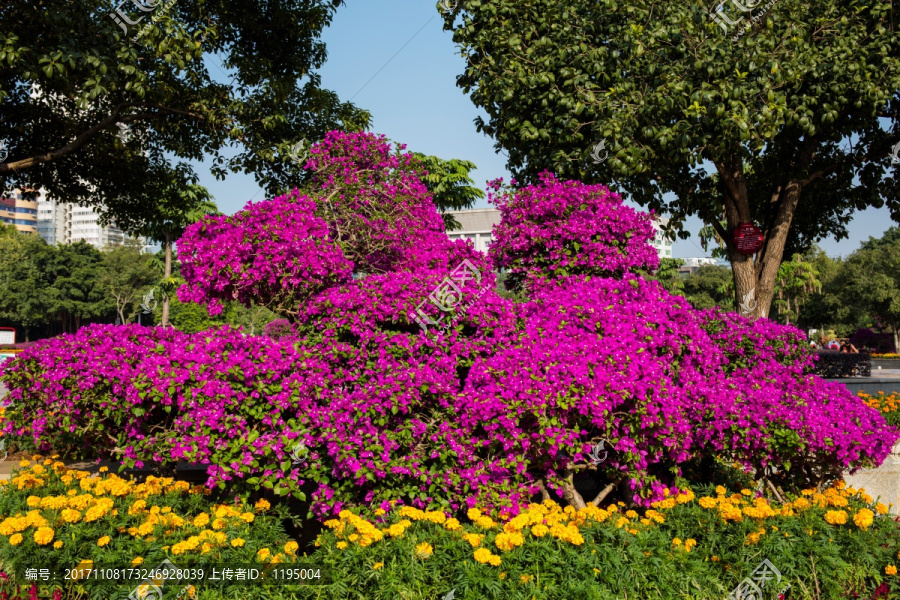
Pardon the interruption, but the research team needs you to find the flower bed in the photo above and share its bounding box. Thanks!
[0,458,312,599]
[861,392,900,428]
[304,480,900,599]
[2,458,898,599]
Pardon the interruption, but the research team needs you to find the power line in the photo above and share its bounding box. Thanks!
[348,15,436,102]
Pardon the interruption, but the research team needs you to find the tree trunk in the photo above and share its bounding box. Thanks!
[162,231,172,328]
[716,155,804,320]
[560,469,587,509]
[24,328,30,342]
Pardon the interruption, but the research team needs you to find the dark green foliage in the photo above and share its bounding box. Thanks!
[411,153,485,231]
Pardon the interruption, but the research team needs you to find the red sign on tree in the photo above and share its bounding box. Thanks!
[732,223,764,255]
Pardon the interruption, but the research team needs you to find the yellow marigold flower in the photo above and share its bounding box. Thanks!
[462,533,483,547]
[699,497,717,509]
[26,496,40,508]
[640,518,651,526]
[53,541,63,549]
[97,536,110,547]
[854,508,874,530]
[467,508,482,520]
[684,539,697,551]
[18,460,30,467]
[257,548,272,561]
[373,562,384,570]
[793,497,811,510]
[9,534,22,546]
[824,510,848,525]
[240,512,254,524]
[425,511,446,524]
[886,565,897,576]
[520,574,532,583]
[711,555,720,562]
[231,538,245,547]
[715,485,726,495]
[132,557,144,566]
[488,555,501,567]
[415,542,433,558]
[387,524,406,538]
[827,495,849,507]
[34,527,54,546]
[625,510,638,519]
[336,542,348,550]
[201,543,212,554]
[254,499,270,512]
[475,516,497,529]
[348,534,359,543]
[473,548,492,563]
[444,518,462,531]
[99,467,108,473]
[876,503,889,515]
[61,509,81,523]
[673,538,682,546]
[741,489,752,496]
[193,513,210,527]
[284,541,299,555]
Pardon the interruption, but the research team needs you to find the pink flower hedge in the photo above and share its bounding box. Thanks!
[1,131,897,517]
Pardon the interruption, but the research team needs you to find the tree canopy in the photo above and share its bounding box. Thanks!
[446,0,900,319]
[0,0,370,211]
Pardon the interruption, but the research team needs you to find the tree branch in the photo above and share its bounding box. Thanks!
[0,103,205,174]
[591,482,616,506]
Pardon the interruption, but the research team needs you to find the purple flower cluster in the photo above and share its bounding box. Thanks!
[177,189,353,317]
[488,172,660,292]
[2,131,897,517]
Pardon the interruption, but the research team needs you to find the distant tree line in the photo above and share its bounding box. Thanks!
[0,224,276,341]
[651,227,900,352]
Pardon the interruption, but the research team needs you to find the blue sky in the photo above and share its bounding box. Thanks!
[192,0,894,260]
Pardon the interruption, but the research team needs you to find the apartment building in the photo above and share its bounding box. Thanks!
[0,190,38,234]
[37,195,131,249]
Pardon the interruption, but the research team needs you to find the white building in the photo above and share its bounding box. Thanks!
[650,215,674,259]
[444,208,502,254]
[680,257,720,268]
[37,196,131,249]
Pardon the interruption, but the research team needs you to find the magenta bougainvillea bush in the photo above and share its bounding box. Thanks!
[487,172,660,293]
[2,131,898,518]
